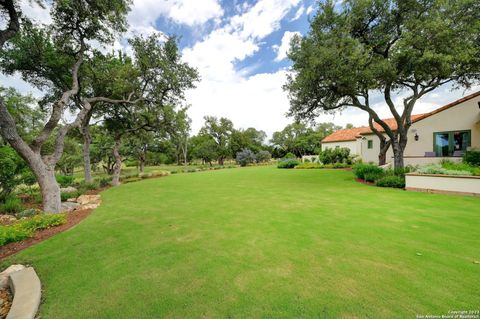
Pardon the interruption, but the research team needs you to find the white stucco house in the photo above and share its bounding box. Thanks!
[322,91,480,165]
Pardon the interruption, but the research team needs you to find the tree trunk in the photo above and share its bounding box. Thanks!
[378,139,391,166]
[82,122,93,183]
[112,135,122,186]
[0,100,63,212]
[139,154,145,173]
[81,111,93,183]
[218,157,224,166]
[392,142,405,170]
[37,165,61,213]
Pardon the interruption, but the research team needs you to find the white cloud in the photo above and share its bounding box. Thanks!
[181,0,301,134]
[306,5,315,15]
[290,5,305,21]
[20,0,52,25]
[127,0,223,36]
[169,0,223,26]
[273,31,300,62]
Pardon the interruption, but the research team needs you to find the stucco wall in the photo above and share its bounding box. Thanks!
[406,174,480,195]
[322,140,360,156]
[359,95,480,164]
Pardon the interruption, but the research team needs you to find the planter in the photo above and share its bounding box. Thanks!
[405,173,480,196]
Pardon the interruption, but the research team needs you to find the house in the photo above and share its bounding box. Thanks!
[322,91,480,165]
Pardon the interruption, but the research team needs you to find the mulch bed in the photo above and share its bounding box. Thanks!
[0,187,109,261]
[0,287,12,319]
[0,208,94,260]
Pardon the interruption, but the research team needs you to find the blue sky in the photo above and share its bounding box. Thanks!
[2,0,479,137]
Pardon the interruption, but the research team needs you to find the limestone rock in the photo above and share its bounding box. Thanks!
[76,195,101,208]
[61,202,80,212]
[66,198,77,203]
[0,264,25,289]
[0,215,17,225]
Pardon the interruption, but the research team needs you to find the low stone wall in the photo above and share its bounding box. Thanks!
[405,173,480,196]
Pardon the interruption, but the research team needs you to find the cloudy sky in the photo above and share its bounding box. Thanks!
[2,0,479,137]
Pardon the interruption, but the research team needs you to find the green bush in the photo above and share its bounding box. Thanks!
[0,214,66,246]
[332,162,349,169]
[295,163,323,169]
[353,163,384,180]
[463,149,480,166]
[56,175,75,187]
[124,160,138,167]
[77,181,100,193]
[376,175,406,188]
[277,159,300,169]
[97,177,111,188]
[0,196,24,214]
[283,152,296,159]
[0,145,31,201]
[61,191,81,202]
[319,147,353,165]
[364,171,385,183]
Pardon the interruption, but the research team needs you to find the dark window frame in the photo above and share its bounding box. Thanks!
[433,130,471,157]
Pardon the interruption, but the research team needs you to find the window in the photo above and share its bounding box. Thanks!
[433,130,471,156]
[367,140,373,149]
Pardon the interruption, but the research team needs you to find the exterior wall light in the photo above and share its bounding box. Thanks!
[414,133,419,141]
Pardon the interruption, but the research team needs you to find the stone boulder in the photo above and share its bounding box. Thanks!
[61,202,80,212]
[76,195,101,210]
[0,215,17,226]
[0,264,25,289]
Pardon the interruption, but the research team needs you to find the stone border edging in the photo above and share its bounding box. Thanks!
[7,267,41,319]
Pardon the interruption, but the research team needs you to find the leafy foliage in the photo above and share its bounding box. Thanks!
[376,176,405,189]
[0,196,24,214]
[277,159,300,169]
[353,163,384,180]
[463,149,480,167]
[236,149,256,167]
[0,214,66,246]
[0,145,33,201]
[318,147,352,164]
[255,150,271,163]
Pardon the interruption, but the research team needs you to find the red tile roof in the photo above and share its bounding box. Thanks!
[321,91,480,143]
[321,127,370,143]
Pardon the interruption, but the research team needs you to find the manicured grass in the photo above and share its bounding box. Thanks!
[3,167,479,318]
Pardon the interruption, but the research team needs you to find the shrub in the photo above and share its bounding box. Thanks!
[124,160,138,167]
[236,149,256,167]
[0,196,24,214]
[295,163,323,169]
[277,159,300,169]
[332,162,349,169]
[77,181,100,193]
[61,191,81,202]
[256,150,271,163]
[283,152,296,159]
[364,171,385,183]
[463,149,480,166]
[376,175,406,188]
[319,147,352,164]
[0,214,66,246]
[353,163,384,180]
[55,175,75,187]
[97,177,111,188]
[0,146,31,201]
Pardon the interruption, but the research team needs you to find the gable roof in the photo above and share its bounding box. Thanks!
[321,126,370,143]
[321,90,480,143]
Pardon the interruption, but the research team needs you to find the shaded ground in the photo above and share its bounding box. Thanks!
[1,167,479,318]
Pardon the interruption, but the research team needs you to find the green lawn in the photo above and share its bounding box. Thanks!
[3,167,479,318]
